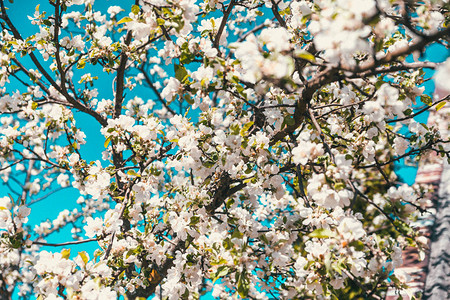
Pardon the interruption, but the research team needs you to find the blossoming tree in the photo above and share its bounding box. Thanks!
[0,0,449,298]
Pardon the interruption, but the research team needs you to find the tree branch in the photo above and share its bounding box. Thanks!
[213,0,236,50]
[270,0,287,28]
[32,238,97,247]
[0,0,107,127]
[114,31,133,119]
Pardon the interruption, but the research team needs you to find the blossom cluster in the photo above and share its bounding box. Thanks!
[0,0,448,299]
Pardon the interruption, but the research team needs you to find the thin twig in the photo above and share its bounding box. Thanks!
[33,238,97,247]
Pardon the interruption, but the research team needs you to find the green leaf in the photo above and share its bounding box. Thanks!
[436,101,447,111]
[78,251,89,265]
[156,18,165,26]
[237,271,249,298]
[309,228,336,239]
[235,84,244,93]
[10,234,22,249]
[61,248,71,259]
[131,4,140,15]
[296,50,316,62]
[211,258,228,266]
[404,108,412,116]
[421,94,432,106]
[77,59,86,69]
[190,216,200,225]
[324,253,332,274]
[230,124,240,135]
[284,115,295,126]
[375,80,384,89]
[174,64,188,82]
[240,121,254,136]
[222,238,232,250]
[117,16,133,24]
[332,262,343,275]
[259,234,269,244]
[231,230,243,239]
[213,266,229,283]
[31,101,38,110]
[127,169,140,177]
[180,51,194,64]
[104,136,111,148]
[163,213,169,224]
[330,293,340,300]
[334,182,345,190]
[109,182,117,192]
[184,94,194,105]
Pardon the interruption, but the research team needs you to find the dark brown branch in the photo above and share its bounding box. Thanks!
[347,61,438,79]
[270,0,287,28]
[32,238,97,247]
[269,66,338,145]
[386,95,449,124]
[213,0,236,50]
[114,31,133,118]
[341,26,450,73]
[358,140,435,169]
